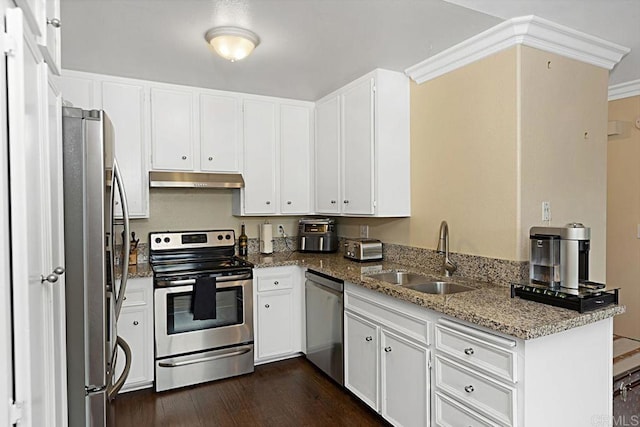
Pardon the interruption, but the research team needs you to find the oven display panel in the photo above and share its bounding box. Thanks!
[182,233,207,244]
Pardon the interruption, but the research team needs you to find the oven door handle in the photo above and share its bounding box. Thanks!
[158,347,252,368]
[158,273,252,287]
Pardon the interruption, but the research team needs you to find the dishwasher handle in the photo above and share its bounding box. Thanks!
[305,270,344,293]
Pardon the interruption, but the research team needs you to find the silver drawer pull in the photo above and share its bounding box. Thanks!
[365,336,373,342]
[133,321,139,326]
[464,385,474,393]
[274,281,279,285]
[265,304,270,308]
[384,346,392,353]
[464,347,474,355]
[181,155,187,160]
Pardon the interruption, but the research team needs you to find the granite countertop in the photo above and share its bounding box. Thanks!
[127,251,624,341]
[247,251,625,341]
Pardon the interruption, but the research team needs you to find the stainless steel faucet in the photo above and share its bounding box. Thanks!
[437,221,457,277]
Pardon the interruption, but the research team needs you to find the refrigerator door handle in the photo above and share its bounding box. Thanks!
[107,336,131,400]
[112,159,131,319]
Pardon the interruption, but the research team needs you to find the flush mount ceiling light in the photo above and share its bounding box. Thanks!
[204,26,260,62]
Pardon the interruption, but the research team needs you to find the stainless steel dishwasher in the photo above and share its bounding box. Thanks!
[305,270,344,385]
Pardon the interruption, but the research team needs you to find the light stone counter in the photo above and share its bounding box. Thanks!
[247,251,624,340]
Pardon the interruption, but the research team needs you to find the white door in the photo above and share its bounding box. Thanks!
[315,95,341,214]
[101,80,148,217]
[6,8,57,426]
[150,87,194,170]
[242,99,277,214]
[45,74,68,427]
[381,329,430,427]
[257,291,294,359]
[344,311,379,411]
[280,104,311,214]
[200,93,241,172]
[342,78,374,215]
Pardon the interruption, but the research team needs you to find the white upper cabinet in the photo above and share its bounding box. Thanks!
[234,98,314,216]
[280,104,312,215]
[16,0,61,74]
[101,81,149,218]
[315,69,410,217]
[150,87,195,171]
[58,71,150,218]
[241,99,277,215]
[315,96,341,214]
[200,94,241,172]
[149,87,242,173]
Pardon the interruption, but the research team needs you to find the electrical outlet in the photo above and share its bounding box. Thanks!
[277,224,285,236]
[542,201,551,222]
[360,225,369,238]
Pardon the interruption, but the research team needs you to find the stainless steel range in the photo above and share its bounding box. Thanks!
[149,230,254,392]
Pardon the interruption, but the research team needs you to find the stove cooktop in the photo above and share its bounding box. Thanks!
[511,282,619,313]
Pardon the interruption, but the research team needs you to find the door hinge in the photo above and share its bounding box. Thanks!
[9,400,23,424]
[2,32,17,56]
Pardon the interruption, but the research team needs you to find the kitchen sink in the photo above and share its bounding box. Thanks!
[367,270,429,285]
[367,270,474,294]
[403,281,473,295]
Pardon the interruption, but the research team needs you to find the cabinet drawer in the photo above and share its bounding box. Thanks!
[436,323,516,383]
[346,292,430,345]
[122,287,146,307]
[434,392,495,427]
[435,355,516,427]
[257,273,293,292]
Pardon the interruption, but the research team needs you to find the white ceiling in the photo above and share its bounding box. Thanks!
[60,0,639,101]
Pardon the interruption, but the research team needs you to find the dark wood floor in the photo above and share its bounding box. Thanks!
[113,357,388,426]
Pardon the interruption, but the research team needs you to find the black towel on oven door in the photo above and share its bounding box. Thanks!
[192,276,217,320]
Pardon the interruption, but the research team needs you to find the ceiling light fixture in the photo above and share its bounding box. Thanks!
[204,26,260,62]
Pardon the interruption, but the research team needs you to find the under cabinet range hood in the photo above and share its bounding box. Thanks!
[149,171,245,188]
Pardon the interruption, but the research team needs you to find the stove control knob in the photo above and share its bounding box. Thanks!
[225,234,231,240]
[164,237,170,243]
[217,235,223,240]
[155,237,161,244]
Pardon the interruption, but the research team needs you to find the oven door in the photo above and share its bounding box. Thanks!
[154,277,253,358]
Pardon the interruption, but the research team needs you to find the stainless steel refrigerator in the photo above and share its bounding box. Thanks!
[62,107,132,426]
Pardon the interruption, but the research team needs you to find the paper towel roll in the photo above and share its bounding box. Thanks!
[260,223,273,254]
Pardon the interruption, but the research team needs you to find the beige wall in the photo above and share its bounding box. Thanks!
[607,95,640,339]
[341,46,609,279]
[130,189,301,243]
[519,46,609,280]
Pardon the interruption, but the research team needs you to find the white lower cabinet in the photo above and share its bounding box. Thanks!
[253,266,303,364]
[114,277,154,392]
[345,283,431,427]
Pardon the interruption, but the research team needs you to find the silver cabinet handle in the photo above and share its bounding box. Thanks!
[41,274,58,284]
[464,385,474,393]
[330,200,336,204]
[464,348,474,355]
[54,266,65,275]
[47,18,61,28]
[181,155,187,160]
[343,200,349,204]
[265,304,270,308]
[133,321,139,326]
[274,281,279,285]
[384,346,392,352]
[208,156,213,161]
[365,336,373,342]
[287,201,292,205]
[266,201,271,205]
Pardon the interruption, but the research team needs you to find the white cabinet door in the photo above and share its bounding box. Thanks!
[15,0,45,38]
[242,99,277,214]
[256,290,294,359]
[6,9,57,425]
[200,93,241,172]
[381,329,430,427]
[150,87,194,170]
[341,78,374,215]
[345,311,379,411]
[280,104,311,214]
[315,95,341,214]
[115,306,152,390]
[101,81,148,218]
